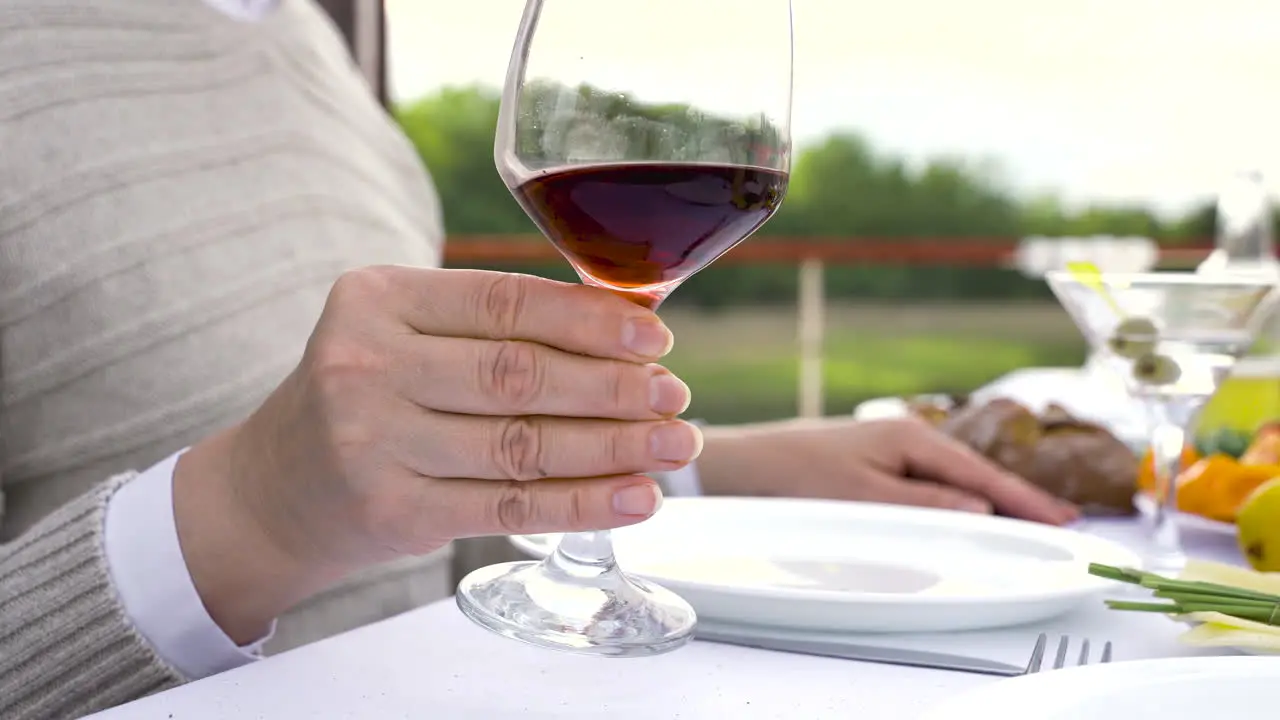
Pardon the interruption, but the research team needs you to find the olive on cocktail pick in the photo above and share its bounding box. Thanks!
[1133,352,1181,385]
[1108,317,1159,359]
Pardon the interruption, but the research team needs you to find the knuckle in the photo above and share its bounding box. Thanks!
[606,362,630,412]
[477,273,531,339]
[307,373,382,466]
[303,340,386,466]
[324,416,378,465]
[493,482,538,533]
[494,418,546,481]
[604,422,633,470]
[567,488,588,529]
[307,339,385,399]
[490,483,590,534]
[329,265,398,307]
[482,341,546,410]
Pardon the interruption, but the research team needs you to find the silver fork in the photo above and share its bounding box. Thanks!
[1024,632,1113,674]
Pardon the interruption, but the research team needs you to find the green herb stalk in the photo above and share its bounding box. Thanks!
[1089,563,1280,626]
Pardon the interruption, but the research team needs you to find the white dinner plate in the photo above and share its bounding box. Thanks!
[508,497,1140,633]
[922,656,1280,719]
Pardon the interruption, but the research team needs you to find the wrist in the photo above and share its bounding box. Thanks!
[172,425,324,645]
[694,424,768,497]
[697,418,818,497]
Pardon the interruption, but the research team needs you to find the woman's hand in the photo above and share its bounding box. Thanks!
[172,267,702,643]
[695,416,1079,525]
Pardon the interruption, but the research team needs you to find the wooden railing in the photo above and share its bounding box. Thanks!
[443,236,1216,267]
[445,236,1217,417]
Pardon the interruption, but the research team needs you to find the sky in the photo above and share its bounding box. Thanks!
[385,0,1280,214]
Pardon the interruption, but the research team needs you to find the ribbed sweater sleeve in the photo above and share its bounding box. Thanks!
[0,1,445,715]
[0,476,183,720]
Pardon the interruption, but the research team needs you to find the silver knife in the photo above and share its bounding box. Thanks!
[694,629,1025,677]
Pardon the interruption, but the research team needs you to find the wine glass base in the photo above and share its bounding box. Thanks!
[455,560,697,658]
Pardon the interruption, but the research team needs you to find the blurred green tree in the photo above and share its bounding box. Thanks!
[394,85,1226,304]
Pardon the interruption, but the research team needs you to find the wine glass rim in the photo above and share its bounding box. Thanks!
[1044,269,1280,288]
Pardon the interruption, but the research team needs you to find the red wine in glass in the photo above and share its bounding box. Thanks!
[513,162,788,301]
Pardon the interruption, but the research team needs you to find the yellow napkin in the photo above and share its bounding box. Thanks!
[1177,612,1280,652]
[1178,559,1280,594]
[1173,560,1280,653]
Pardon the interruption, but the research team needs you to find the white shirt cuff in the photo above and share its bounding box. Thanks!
[103,449,275,679]
[661,419,706,496]
[660,461,704,496]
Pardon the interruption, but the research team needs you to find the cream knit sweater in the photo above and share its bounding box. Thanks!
[0,1,453,717]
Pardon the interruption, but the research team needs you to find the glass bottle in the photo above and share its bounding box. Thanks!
[1197,171,1280,437]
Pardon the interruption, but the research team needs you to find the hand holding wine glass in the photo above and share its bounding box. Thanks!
[173,266,700,645]
[456,0,793,656]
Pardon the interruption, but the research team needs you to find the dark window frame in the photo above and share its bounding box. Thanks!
[315,0,389,107]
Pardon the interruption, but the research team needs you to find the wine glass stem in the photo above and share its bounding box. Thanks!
[1149,420,1186,566]
[1144,398,1204,575]
[546,530,618,581]
[544,281,669,578]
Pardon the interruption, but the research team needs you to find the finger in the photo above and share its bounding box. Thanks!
[425,476,665,538]
[865,472,994,515]
[393,405,704,481]
[368,267,674,362]
[895,421,1079,525]
[390,335,690,419]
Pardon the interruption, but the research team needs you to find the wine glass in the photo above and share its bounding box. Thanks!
[1046,270,1280,574]
[454,0,794,657]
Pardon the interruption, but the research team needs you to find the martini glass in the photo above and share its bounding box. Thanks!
[455,0,793,657]
[1046,270,1280,574]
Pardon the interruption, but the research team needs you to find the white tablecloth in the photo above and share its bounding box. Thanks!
[87,518,1246,720]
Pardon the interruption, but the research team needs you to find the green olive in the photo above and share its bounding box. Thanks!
[1108,316,1159,359]
[1132,352,1181,385]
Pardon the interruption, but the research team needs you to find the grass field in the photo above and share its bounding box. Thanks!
[659,301,1088,424]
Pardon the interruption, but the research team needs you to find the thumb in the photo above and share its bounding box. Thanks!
[444,476,665,538]
[871,474,994,515]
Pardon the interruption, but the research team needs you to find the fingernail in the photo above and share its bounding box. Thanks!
[613,483,663,517]
[649,371,691,415]
[958,498,992,514]
[649,421,703,463]
[623,318,674,358]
